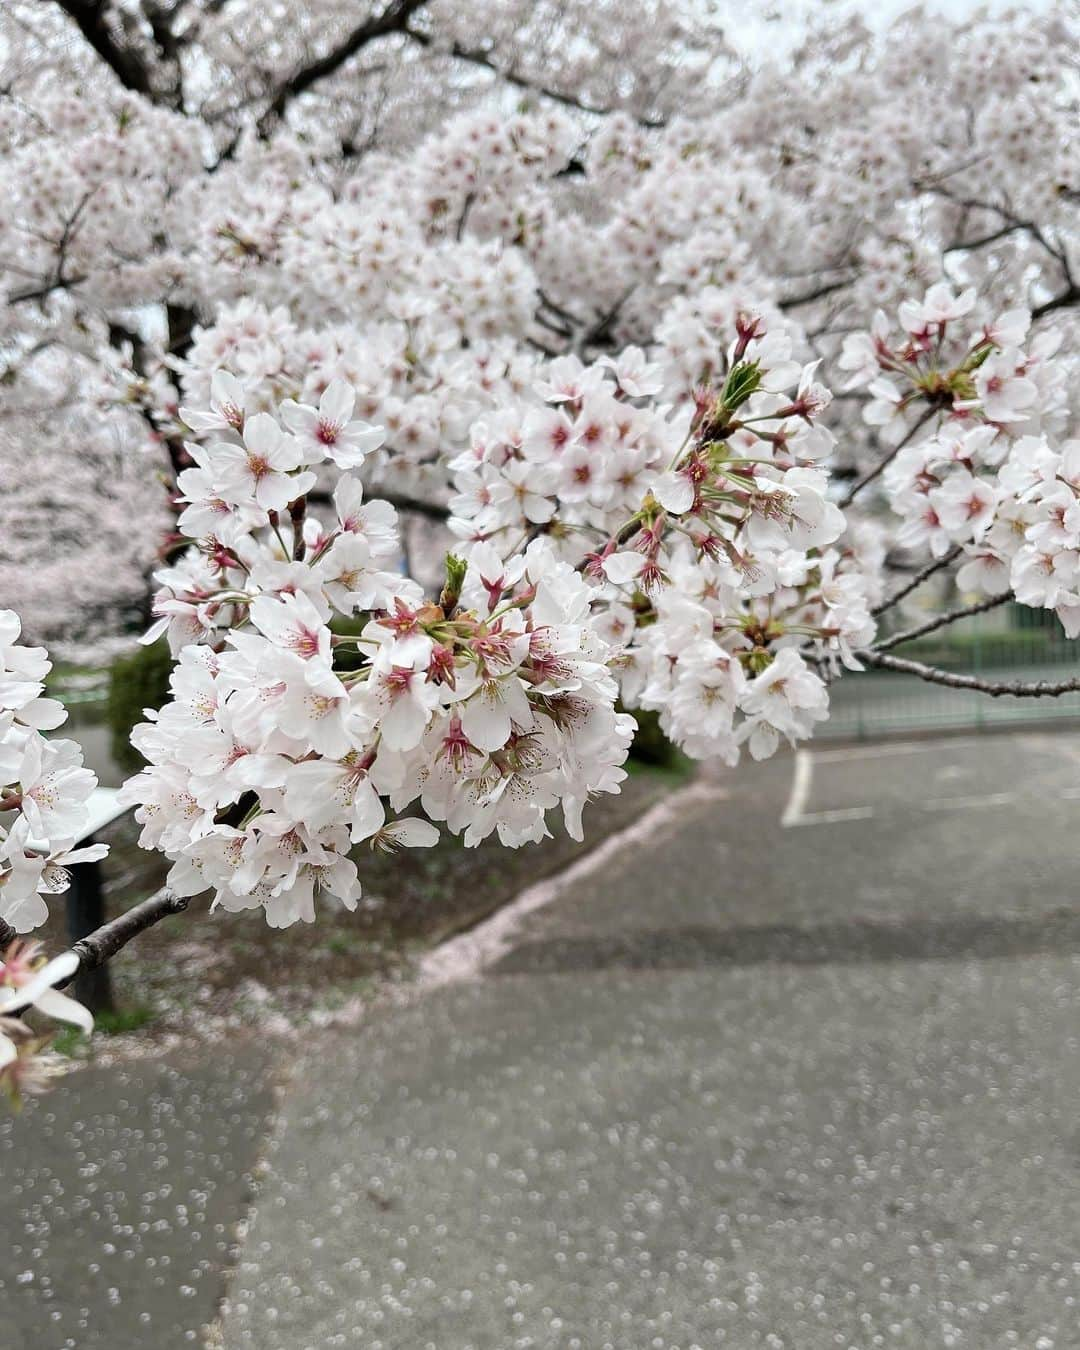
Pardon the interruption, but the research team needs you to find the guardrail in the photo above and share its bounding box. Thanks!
[824,604,1080,739]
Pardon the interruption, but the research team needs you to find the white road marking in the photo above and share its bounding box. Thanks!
[922,792,1018,811]
[780,736,1080,829]
[781,749,813,827]
[786,806,876,828]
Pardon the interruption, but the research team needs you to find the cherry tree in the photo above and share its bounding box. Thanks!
[0,2,1078,1097]
[3,276,1079,1095]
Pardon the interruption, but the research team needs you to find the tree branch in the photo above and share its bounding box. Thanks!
[7,189,95,307]
[872,592,1011,652]
[778,275,856,310]
[256,0,431,136]
[403,28,666,128]
[375,490,450,521]
[1032,283,1080,320]
[871,545,963,618]
[572,286,635,356]
[855,649,1080,698]
[943,223,1023,254]
[308,487,449,521]
[931,188,1077,318]
[49,0,157,100]
[57,890,190,988]
[839,409,936,510]
[1,890,188,989]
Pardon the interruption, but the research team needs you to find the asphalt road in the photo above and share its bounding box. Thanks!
[215,730,1080,1350]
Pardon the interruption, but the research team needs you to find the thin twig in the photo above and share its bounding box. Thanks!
[572,286,634,356]
[778,274,856,310]
[404,29,666,129]
[871,545,963,618]
[856,650,1080,698]
[455,192,475,242]
[839,409,936,510]
[872,592,1011,652]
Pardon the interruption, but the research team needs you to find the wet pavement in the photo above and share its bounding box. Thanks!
[5,731,1080,1348]
[0,1044,277,1350]
[216,731,1080,1350]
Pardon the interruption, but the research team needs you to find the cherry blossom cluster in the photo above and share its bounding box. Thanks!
[0,611,107,935]
[109,304,894,925]
[445,319,878,763]
[159,299,536,512]
[840,286,1077,631]
[4,6,1075,653]
[117,378,634,927]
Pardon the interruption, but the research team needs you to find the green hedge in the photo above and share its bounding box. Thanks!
[625,705,679,768]
[106,641,173,770]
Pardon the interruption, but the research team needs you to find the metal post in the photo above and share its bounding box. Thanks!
[974,615,985,731]
[67,841,114,1014]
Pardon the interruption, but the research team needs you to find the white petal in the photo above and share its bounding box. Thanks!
[320,379,355,426]
[601,552,646,584]
[388,819,439,848]
[34,987,94,1034]
[651,471,695,515]
[0,950,79,1017]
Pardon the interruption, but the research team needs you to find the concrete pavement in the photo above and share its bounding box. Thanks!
[0,1043,277,1350]
[216,731,1080,1350]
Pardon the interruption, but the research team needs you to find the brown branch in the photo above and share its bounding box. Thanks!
[404,28,666,129]
[49,0,157,100]
[8,273,89,305]
[572,286,635,356]
[377,491,450,522]
[56,890,190,988]
[856,649,1080,698]
[871,545,963,618]
[778,275,856,310]
[289,496,307,559]
[455,191,476,242]
[107,319,190,480]
[1032,283,1080,320]
[872,592,1011,653]
[943,223,1023,254]
[932,188,1077,317]
[308,487,449,521]
[256,0,432,136]
[7,189,95,306]
[537,289,586,328]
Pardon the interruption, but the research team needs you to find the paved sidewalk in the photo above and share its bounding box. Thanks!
[217,732,1080,1350]
[0,1043,277,1350]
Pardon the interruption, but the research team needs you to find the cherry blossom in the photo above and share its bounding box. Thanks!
[0,612,108,936]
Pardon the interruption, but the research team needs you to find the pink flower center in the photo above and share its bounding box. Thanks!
[384,666,415,695]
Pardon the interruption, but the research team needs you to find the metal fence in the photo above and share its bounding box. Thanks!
[822,603,1080,739]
